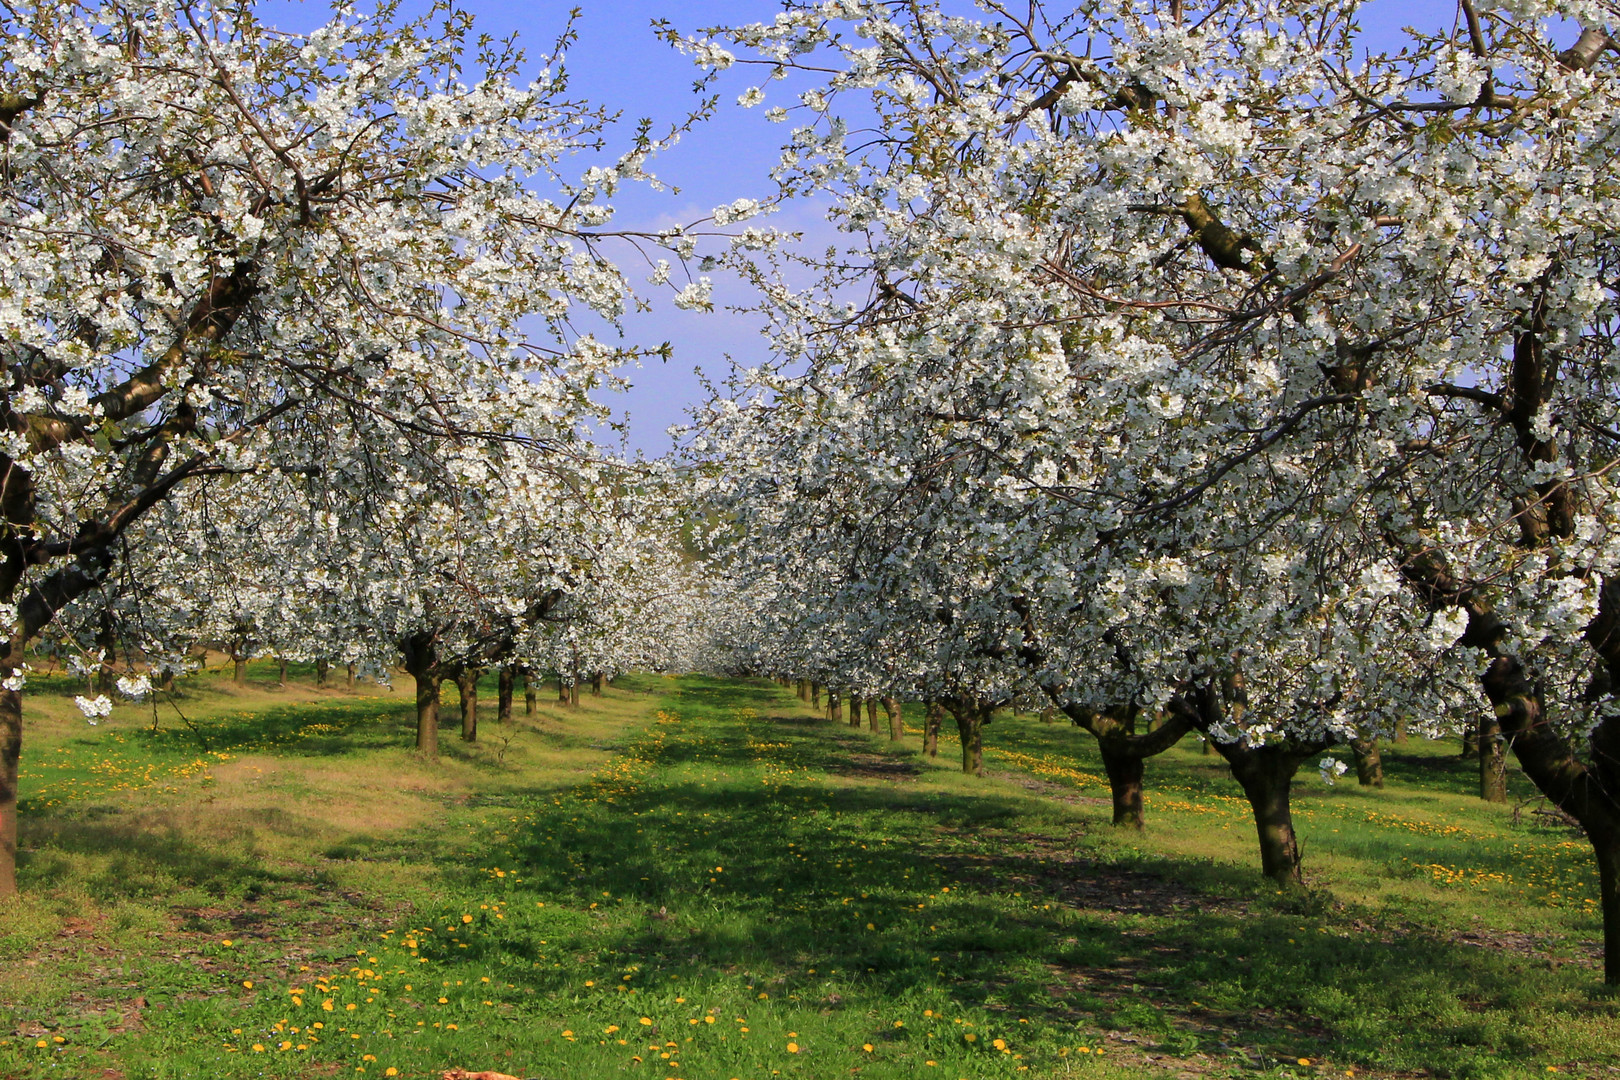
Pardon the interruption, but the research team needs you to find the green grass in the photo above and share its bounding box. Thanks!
[1,673,1616,1079]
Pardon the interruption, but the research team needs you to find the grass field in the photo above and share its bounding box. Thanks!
[1,669,1615,1079]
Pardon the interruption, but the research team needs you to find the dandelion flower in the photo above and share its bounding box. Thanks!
[787,1042,799,1053]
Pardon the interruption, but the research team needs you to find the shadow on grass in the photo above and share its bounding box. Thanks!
[405,677,1602,1075]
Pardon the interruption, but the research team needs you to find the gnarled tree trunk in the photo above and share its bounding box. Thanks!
[1059,703,1192,829]
[1215,739,1315,886]
[946,698,987,775]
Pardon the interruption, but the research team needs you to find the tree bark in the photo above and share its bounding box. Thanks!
[867,698,879,732]
[882,696,903,740]
[591,672,604,695]
[232,656,246,686]
[400,632,441,760]
[847,693,863,727]
[1480,714,1508,802]
[498,666,515,725]
[924,700,941,757]
[811,683,821,709]
[1098,741,1146,829]
[316,657,330,688]
[277,656,288,686]
[1352,738,1384,788]
[828,690,843,723]
[1599,838,1620,986]
[956,706,984,775]
[523,670,536,715]
[1215,739,1312,886]
[346,662,356,691]
[458,667,479,742]
[557,674,569,703]
[1463,720,1480,758]
[0,681,19,897]
[1058,703,1192,830]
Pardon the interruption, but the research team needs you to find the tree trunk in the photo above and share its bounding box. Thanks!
[811,683,821,709]
[524,671,537,715]
[848,693,863,728]
[316,658,330,688]
[1392,717,1408,744]
[558,674,569,704]
[1480,714,1508,802]
[346,662,356,691]
[1463,720,1480,758]
[797,679,809,702]
[277,656,288,686]
[1352,738,1384,788]
[1202,735,1214,755]
[569,678,580,708]
[401,633,441,759]
[1599,837,1620,986]
[867,698,879,732]
[924,700,941,757]
[591,672,604,695]
[828,691,843,723]
[233,656,246,686]
[498,666,515,725]
[458,668,479,742]
[953,704,985,776]
[0,681,19,897]
[1098,740,1146,829]
[883,697,903,740]
[1216,740,1309,886]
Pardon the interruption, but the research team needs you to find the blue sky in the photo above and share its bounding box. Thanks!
[264,1,1464,454]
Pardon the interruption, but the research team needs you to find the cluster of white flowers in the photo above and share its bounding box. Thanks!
[681,0,1620,950]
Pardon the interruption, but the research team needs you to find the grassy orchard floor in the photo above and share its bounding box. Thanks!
[0,674,1615,1079]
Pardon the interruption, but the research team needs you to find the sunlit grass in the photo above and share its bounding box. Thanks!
[1,672,1616,1079]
